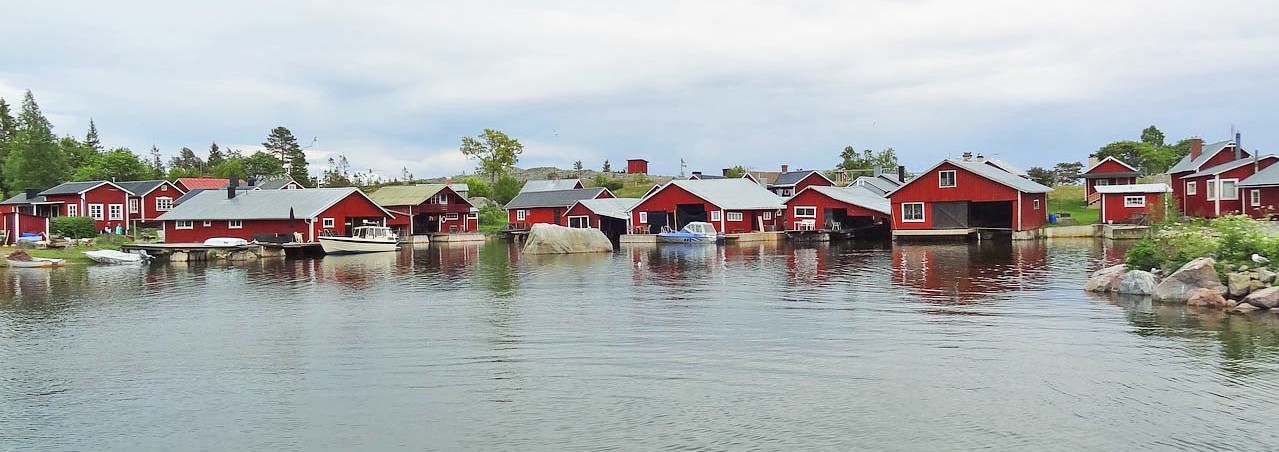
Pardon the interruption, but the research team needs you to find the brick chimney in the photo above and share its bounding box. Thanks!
[1190,137,1204,161]
[781,164,789,173]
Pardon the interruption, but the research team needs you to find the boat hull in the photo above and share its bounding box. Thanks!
[7,257,65,268]
[656,233,723,244]
[318,236,399,254]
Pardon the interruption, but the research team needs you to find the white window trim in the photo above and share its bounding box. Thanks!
[128,198,140,214]
[567,215,591,228]
[445,213,459,220]
[1186,181,1197,196]
[938,170,957,188]
[203,220,212,227]
[1206,180,1217,201]
[228,220,243,229]
[901,202,925,223]
[763,211,772,220]
[638,212,648,224]
[108,204,124,220]
[726,212,743,222]
[1033,199,1041,210]
[711,210,722,221]
[175,220,193,230]
[322,218,335,228]
[88,203,104,220]
[67,204,78,217]
[794,206,817,218]
[156,197,173,211]
[1220,179,1239,201]
[516,210,527,221]
[1124,196,1146,208]
[1251,189,1262,207]
[1095,179,1110,186]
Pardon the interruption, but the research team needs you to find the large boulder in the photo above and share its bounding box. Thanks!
[1228,272,1253,298]
[1117,270,1158,295]
[1153,258,1226,302]
[522,223,613,254]
[1186,288,1230,308]
[1257,268,1277,284]
[1085,264,1127,292]
[1243,286,1279,309]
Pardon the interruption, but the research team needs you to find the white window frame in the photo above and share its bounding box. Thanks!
[1251,189,1262,207]
[67,204,78,217]
[938,170,957,188]
[1186,181,1197,196]
[160,185,169,192]
[322,218,335,228]
[175,220,193,230]
[726,212,743,222]
[1220,179,1239,200]
[108,204,123,220]
[446,213,459,220]
[1095,179,1110,186]
[228,219,243,229]
[203,220,212,227]
[638,212,648,224]
[1123,196,1146,208]
[794,206,817,218]
[516,210,527,221]
[88,203,104,220]
[1206,180,1217,201]
[156,197,173,211]
[128,198,140,214]
[1033,199,1041,210]
[901,202,925,223]
[567,216,591,228]
[711,210,722,221]
[763,211,772,220]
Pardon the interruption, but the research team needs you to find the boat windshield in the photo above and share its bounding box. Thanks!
[354,226,389,239]
[683,223,716,235]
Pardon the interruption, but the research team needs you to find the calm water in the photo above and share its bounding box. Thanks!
[3,239,1279,451]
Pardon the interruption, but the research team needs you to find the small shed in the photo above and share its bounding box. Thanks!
[1082,156,1140,205]
[784,185,890,232]
[626,159,649,175]
[1096,183,1171,224]
[564,198,640,244]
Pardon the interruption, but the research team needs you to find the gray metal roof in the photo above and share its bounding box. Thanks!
[573,198,640,220]
[0,192,47,205]
[39,181,111,196]
[115,180,167,196]
[771,170,827,187]
[1181,155,1275,179]
[519,179,583,193]
[156,187,384,221]
[1239,162,1279,187]
[980,158,1027,176]
[852,176,897,196]
[1167,140,1235,174]
[688,173,726,180]
[1094,183,1171,194]
[253,178,298,190]
[658,179,786,210]
[803,185,891,214]
[889,159,1052,196]
[505,187,608,209]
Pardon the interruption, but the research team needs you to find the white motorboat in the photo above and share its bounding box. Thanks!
[319,226,400,254]
[83,249,151,265]
[656,221,725,244]
[6,256,65,268]
[203,237,250,247]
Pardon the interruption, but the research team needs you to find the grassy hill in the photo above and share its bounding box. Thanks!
[1046,185,1098,225]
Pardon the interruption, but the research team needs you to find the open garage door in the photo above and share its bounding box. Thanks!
[931,202,969,229]
[675,204,708,230]
[968,201,1013,229]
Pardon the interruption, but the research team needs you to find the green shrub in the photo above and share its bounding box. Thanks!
[51,216,97,239]
[492,175,521,205]
[478,205,506,227]
[1125,238,1162,271]
[591,174,623,191]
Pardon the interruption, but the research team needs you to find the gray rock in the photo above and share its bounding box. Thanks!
[1249,280,1268,293]
[1084,264,1128,293]
[1228,272,1252,298]
[1257,268,1277,283]
[1153,258,1227,302]
[466,196,500,209]
[1117,270,1158,295]
[1187,288,1230,308]
[1230,303,1262,314]
[1243,286,1279,309]
[521,223,613,254]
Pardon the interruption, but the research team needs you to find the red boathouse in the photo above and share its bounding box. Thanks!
[156,187,392,243]
[504,187,613,229]
[629,179,785,234]
[1096,183,1171,224]
[783,185,890,231]
[888,158,1052,237]
[368,184,478,236]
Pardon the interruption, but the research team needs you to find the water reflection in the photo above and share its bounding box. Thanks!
[890,240,1049,304]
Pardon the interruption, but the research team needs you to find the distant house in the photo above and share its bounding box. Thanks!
[626,159,649,175]
[156,187,391,243]
[767,169,834,197]
[115,180,184,226]
[888,158,1052,235]
[504,187,613,229]
[564,197,640,243]
[1238,161,1279,218]
[1082,156,1140,205]
[174,177,243,192]
[253,177,305,190]
[519,179,584,193]
[1096,183,1171,224]
[629,178,785,234]
[368,184,478,236]
[38,181,134,231]
[1168,138,1250,213]
[850,175,902,197]
[784,185,890,231]
[0,190,52,243]
[1179,155,1277,218]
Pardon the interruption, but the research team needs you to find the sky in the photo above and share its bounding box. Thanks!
[3,0,1279,179]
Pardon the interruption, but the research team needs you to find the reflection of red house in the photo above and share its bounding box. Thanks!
[157,188,392,243]
[629,179,784,234]
[1096,184,1171,224]
[888,159,1051,235]
[891,241,1048,304]
[1082,156,1139,205]
[504,188,613,229]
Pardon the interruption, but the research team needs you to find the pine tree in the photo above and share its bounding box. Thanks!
[85,118,102,152]
[602,160,611,172]
[207,141,224,167]
[0,98,14,195]
[263,126,311,186]
[4,90,67,191]
[149,145,165,179]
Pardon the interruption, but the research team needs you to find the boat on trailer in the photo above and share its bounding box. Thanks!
[319,226,400,254]
[656,222,724,244]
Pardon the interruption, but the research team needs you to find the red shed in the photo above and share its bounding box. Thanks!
[626,159,649,175]
[768,170,835,197]
[1167,138,1249,212]
[1082,156,1140,204]
[1237,161,1279,219]
[368,184,478,236]
[629,179,784,234]
[564,197,640,243]
[783,185,890,231]
[1096,183,1171,224]
[156,187,392,243]
[888,159,1052,236]
[38,181,133,231]
[504,187,613,230]
[1,211,48,244]
[1178,155,1276,218]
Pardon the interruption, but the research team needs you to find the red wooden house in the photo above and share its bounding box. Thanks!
[38,181,134,231]
[1167,138,1249,212]
[629,179,785,234]
[116,180,185,227]
[369,184,478,236]
[156,187,392,243]
[626,159,648,174]
[767,170,835,197]
[1178,155,1276,218]
[1082,156,1140,204]
[783,185,890,231]
[887,158,1052,236]
[564,197,640,243]
[505,187,613,229]
[1096,183,1171,224]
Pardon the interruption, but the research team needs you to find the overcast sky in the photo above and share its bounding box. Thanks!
[3,1,1278,179]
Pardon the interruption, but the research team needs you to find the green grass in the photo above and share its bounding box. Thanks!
[0,245,104,265]
[1046,185,1099,226]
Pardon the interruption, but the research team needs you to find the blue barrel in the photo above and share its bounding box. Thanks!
[1048,214,1058,224]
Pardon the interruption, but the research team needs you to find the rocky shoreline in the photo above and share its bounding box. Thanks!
[1085,257,1279,313]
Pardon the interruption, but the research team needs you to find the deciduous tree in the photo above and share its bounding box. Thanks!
[1026,166,1055,187]
[241,151,285,178]
[73,148,152,181]
[459,129,523,181]
[837,146,898,173]
[1141,125,1165,147]
[1052,161,1084,185]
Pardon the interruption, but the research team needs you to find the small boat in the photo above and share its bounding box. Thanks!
[6,257,65,268]
[657,222,725,244]
[203,237,250,247]
[319,226,400,254]
[83,249,151,265]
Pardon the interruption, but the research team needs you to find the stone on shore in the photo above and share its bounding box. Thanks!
[1186,288,1230,308]
[1084,264,1128,293]
[1228,272,1252,298]
[1153,258,1226,302]
[1230,302,1262,313]
[1243,286,1279,309]
[522,223,613,254]
[1117,270,1158,295]
[1257,268,1277,284]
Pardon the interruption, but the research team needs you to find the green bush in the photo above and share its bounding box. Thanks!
[478,205,506,227]
[591,174,624,191]
[51,216,98,239]
[1124,238,1162,271]
[492,175,521,205]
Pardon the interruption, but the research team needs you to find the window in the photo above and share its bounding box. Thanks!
[446,213,459,220]
[763,211,772,220]
[726,212,743,222]
[1220,179,1239,200]
[203,220,212,227]
[432,194,449,204]
[711,210,722,221]
[128,198,139,214]
[567,216,591,228]
[1095,179,1110,186]
[1124,196,1146,207]
[901,202,925,222]
[938,170,957,188]
[638,212,648,224]
[88,204,104,220]
[1252,189,1262,207]
[794,206,817,217]
[516,210,527,221]
[781,189,792,196]
[160,185,168,192]
[175,220,193,230]
[1033,199,1041,210]
[228,220,243,229]
[67,204,78,217]
[468,212,478,219]
[156,197,173,211]
[1186,181,1197,196]
[322,218,335,228]
[108,204,123,220]
[1206,180,1217,201]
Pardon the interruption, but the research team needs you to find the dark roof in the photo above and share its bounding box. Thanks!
[1240,162,1279,187]
[771,170,824,187]
[115,180,167,196]
[1168,140,1236,174]
[689,173,726,180]
[254,178,299,190]
[38,181,110,196]
[504,188,608,209]
[1,192,47,205]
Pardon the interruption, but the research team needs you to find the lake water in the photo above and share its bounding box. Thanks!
[3,239,1279,451]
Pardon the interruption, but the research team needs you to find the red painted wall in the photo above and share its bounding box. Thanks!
[783,188,886,230]
[1180,158,1275,218]
[45,184,132,231]
[629,184,780,233]
[1086,159,1136,175]
[163,192,389,243]
[564,203,604,228]
[1100,192,1165,223]
[136,182,183,222]
[791,172,834,194]
[506,190,611,227]
[890,162,1039,231]
[383,189,477,233]
[1170,147,1249,212]
[1020,192,1048,230]
[1244,186,1279,219]
[3,212,48,243]
[627,159,648,174]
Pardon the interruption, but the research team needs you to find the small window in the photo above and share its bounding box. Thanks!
[322,218,335,228]
[1033,199,1041,210]
[1124,196,1146,208]
[1186,181,1197,196]
[156,197,173,211]
[638,212,648,224]
[726,212,743,222]
[1206,180,1217,201]
[938,170,957,188]
[228,220,243,229]
[67,204,78,217]
[203,220,212,227]
[1095,179,1110,186]
[901,202,925,222]
[468,212,478,219]
[1252,189,1262,207]
[161,185,168,191]
[763,211,772,220]
[175,220,193,230]
[794,206,817,218]
[568,216,591,228]
[108,204,123,220]
[446,213,459,220]
[128,198,140,214]
[1220,179,1239,200]
[88,204,104,220]
[516,210,527,221]
[711,210,722,221]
